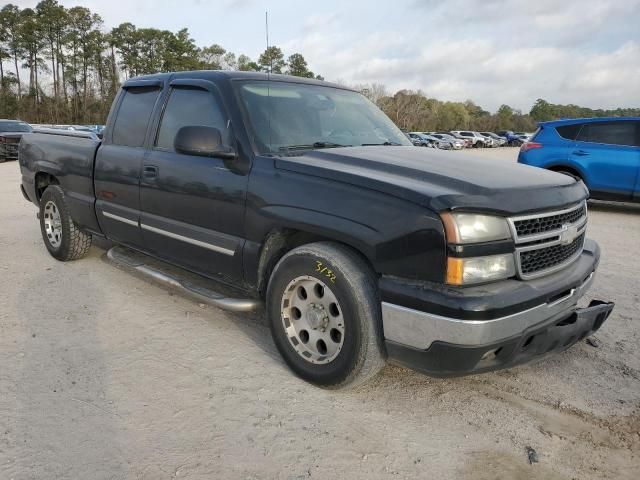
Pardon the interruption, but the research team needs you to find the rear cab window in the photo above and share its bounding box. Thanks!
[112,86,161,147]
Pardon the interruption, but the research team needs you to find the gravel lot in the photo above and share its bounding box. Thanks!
[1,148,639,479]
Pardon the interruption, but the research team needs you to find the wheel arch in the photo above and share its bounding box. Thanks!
[255,228,375,299]
[34,171,60,203]
[547,164,587,186]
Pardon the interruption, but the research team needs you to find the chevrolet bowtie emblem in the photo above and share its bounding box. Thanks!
[559,223,579,245]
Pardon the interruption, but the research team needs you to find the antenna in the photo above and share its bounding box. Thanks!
[265,10,270,73]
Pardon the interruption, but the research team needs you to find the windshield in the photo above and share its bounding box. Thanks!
[236,81,411,154]
[0,121,32,133]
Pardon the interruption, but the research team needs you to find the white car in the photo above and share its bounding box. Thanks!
[481,132,507,146]
[429,133,465,150]
[450,131,487,147]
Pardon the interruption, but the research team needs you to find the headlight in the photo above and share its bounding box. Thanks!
[447,253,515,285]
[441,212,511,244]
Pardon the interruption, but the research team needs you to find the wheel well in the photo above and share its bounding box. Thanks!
[34,172,59,202]
[255,229,372,298]
[549,165,583,182]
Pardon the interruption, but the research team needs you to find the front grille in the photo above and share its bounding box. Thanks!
[510,202,587,279]
[513,203,586,237]
[519,232,585,276]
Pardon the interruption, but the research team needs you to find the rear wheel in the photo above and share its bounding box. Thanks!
[39,185,92,261]
[267,242,386,388]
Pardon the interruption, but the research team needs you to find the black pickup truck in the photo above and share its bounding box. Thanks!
[19,71,613,388]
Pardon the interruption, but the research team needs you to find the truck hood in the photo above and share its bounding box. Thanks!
[273,146,588,215]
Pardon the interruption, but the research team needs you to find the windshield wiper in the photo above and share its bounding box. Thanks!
[361,141,402,146]
[279,141,350,151]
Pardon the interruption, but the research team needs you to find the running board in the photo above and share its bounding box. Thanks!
[106,245,261,312]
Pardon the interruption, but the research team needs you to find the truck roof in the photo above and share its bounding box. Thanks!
[123,70,352,91]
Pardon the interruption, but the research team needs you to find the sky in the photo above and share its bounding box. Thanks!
[13,0,640,113]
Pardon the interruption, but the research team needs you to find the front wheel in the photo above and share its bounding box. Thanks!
[39,185,92,261]
[266,242,386,388]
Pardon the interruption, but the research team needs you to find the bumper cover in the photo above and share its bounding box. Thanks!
[381,239,613,376]
[386,300,613,377]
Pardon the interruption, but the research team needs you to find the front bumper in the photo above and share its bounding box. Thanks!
[381,239,613,376]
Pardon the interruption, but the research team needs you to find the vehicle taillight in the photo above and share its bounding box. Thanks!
[520,142,542,153]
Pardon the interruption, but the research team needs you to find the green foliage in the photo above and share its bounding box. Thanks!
[376,90,537,132]
[0,2,324,123]
[258,46,285,73]
[530,98,640,122]
[286,53,315,78]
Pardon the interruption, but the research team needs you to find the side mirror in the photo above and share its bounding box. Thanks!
[174,125,235,160]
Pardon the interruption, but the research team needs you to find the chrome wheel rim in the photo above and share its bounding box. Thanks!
[281,275,345,364]
[43,200,62,248]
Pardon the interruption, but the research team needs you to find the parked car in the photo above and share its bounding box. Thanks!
[480,132,507,146]
[496,130,524,146]
[411,132,452,149]
[518,117,640,202]
[0,119,33,163]
[430,133,465,149]
[478,133,499,147]
[450,130,487,147]
[19,71,613,388]
[407,132,433,147]
[440,132,471,148]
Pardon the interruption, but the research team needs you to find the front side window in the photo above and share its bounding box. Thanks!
[156,87,228,151]
[236,81,411,154]
[112,86,160,147]
[576,121,637,146]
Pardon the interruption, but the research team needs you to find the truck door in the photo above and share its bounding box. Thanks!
[95,81,162,248]
[571,120,639,201]
[139,79,248,283]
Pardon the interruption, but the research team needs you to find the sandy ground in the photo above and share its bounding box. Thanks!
[1,148,639,479]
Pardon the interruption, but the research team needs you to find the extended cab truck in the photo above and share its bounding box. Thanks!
[19,71,613,388]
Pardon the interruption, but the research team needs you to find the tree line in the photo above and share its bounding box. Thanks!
[1,1,638,129]
[0,1,321,124]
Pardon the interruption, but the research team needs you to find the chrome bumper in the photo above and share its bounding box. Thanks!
[382,272,595,349]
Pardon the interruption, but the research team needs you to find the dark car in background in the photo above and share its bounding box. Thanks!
[518,117,640,202]
[0,120,33,162]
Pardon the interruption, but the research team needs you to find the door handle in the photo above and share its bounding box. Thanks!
[572,150,590,156]
[143,165,159,178]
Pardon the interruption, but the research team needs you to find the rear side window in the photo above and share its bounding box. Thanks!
[555,124,582,140]
[155,87,228,151]
[112,87,160,147]
[576,121,637,146]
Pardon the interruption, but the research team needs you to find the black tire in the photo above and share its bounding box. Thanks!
[39,185,92,261]
[266,242,386,388]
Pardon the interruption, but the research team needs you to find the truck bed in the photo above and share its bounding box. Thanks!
[19,129,102,233]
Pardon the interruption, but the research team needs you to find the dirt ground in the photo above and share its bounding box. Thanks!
[1,148,639,479]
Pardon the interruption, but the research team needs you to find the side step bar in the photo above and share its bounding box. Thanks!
[106,246,261,312]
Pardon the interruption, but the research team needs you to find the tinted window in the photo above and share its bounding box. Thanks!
[156,88,227,151]
[112,87,160,147]
[460,132,471,137]
[556,124,582,140]
[576,121,637,146]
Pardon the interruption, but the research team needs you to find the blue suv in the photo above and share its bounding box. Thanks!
[518,117,640,202]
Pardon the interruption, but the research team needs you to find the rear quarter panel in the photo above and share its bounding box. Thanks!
[19,132,102,233]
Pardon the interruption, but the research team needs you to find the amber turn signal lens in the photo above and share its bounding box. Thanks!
[446,257,464,285]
